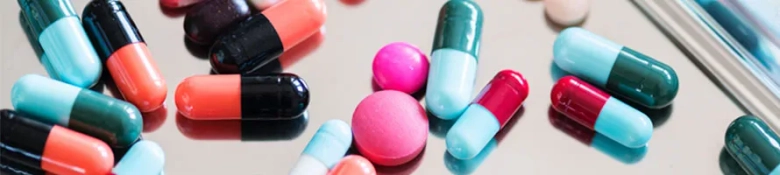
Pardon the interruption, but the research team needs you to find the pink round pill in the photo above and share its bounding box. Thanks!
[372,42,430,94]
[352,90,428,166]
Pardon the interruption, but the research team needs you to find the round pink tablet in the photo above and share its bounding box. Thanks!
[352,90,428,166]
[372,42,430,94]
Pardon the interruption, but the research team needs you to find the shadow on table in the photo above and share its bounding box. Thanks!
[371,78,427,101]
[175,111,308,141]
[548,106,648,164]
[549,61,673,128]
[442,107,522,175]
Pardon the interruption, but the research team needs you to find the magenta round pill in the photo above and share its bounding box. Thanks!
[372,42,430,94]
[352,90,428,166]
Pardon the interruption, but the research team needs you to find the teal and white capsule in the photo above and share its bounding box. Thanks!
[553,27,679,109]
[289,119,352,175]
[18,0,102,88]
[11,74,142,148]
[113,140,165,175]
[425,0,484,120]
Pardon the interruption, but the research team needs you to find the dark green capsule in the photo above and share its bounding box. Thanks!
[721,147,749,175]
[725,115,780,175]
[432,0,483,58]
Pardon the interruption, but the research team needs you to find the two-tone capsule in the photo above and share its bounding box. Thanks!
[553,27,679,109]
[210,0,326,75]
[446,70,528,159]
[11,74,143,148]
[290,120,352,175]
[175,74,310,120]
[550,76,653,148]
[426,0,484,120]
[1,109,114,175]
[113,140,166,175]
[549,108,648,164]
[18,0,102,88]
[725,116,780,175]
[177,111,309,141]
[82,0,168,112]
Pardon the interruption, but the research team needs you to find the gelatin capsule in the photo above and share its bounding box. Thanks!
[725,116,780,175]
[550,76,653,148]
[184,0,251,45]
[553,27,678,109]
[113,140,166,175]
[11,74,143,148]
[446,70,528,159]
[426,0,483,120]
[290,120,353,175]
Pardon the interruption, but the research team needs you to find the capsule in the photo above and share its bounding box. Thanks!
[290,120,352,175]
[11,74,143,148]
[17,0,102,88]
[175,74,310,120]
[550,76,652,148]
[177,111,309,141]
[113,140,165,175]
[82,0,168,112]
[425,0,483,120]
[210,0,326,75]
[0,109,114,175]
[725,116,780,175]
[553,27,679,109]
[549,108,648,164]
[720,147,749,175]
[446,70,528,159]
[328,155,376,175]
[184,0,251,45]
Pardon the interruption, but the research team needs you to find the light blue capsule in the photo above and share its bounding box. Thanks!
[595,98,653,148]
[446,104,499,159]
[11,74,79,126]
[113,140,165,175]
[426,49,478,120]
[38,16,102,88]
[302,119,353,168]
[553,27,621,86]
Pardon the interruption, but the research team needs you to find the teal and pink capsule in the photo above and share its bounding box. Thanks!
[725,116,780,175]
[18,0,102,88]
[289,120,352,175]
[446,70,528,159]
[113,140,166,175]
[11,74,142,148]
[426,0,483,120]
[553,27,679,109]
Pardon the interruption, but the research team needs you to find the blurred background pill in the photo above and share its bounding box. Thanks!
[161,0,209,8]
[544,0,590,27]
[184,0,251,45]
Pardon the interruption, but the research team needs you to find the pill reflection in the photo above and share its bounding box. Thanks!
[142,105,169,133]
[176,111,308,141]
[372,148,425,175]
[720,147,749,175]
[548,107,648,164]
[1,157,48,175]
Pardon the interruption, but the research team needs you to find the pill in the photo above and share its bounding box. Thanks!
[549,108,648,164]
[18,0,102,88]
[19,12,56,78]
[175,74,309,120]
[544,0,590,26]
[11,74,143,148]
[184,0,251,45]
[372,42,429,94]
[289,120,352,175]
[210,0,326,75]
[83,0,168,112]
[426,0,483,120]
[160,0,208,8]
[177,111,309,141]
[553,27,679,109]
[113,140,165,175]
[720,147,749,175]
[550,76,653,148]
[0,109,114,175]
[446,70,528,159]
[1,157,49,175]
[328,155,376,175]
[353,90,428,166]
[725,115,780,175]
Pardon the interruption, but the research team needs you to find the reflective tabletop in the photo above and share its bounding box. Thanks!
[0,0,746,174]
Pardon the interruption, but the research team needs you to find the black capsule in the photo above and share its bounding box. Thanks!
[184,0,251,45]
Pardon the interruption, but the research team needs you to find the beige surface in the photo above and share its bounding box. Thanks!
[0,0,744,174]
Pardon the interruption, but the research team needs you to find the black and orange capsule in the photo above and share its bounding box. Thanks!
[0,109,114,175]
[175,73,310,120]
